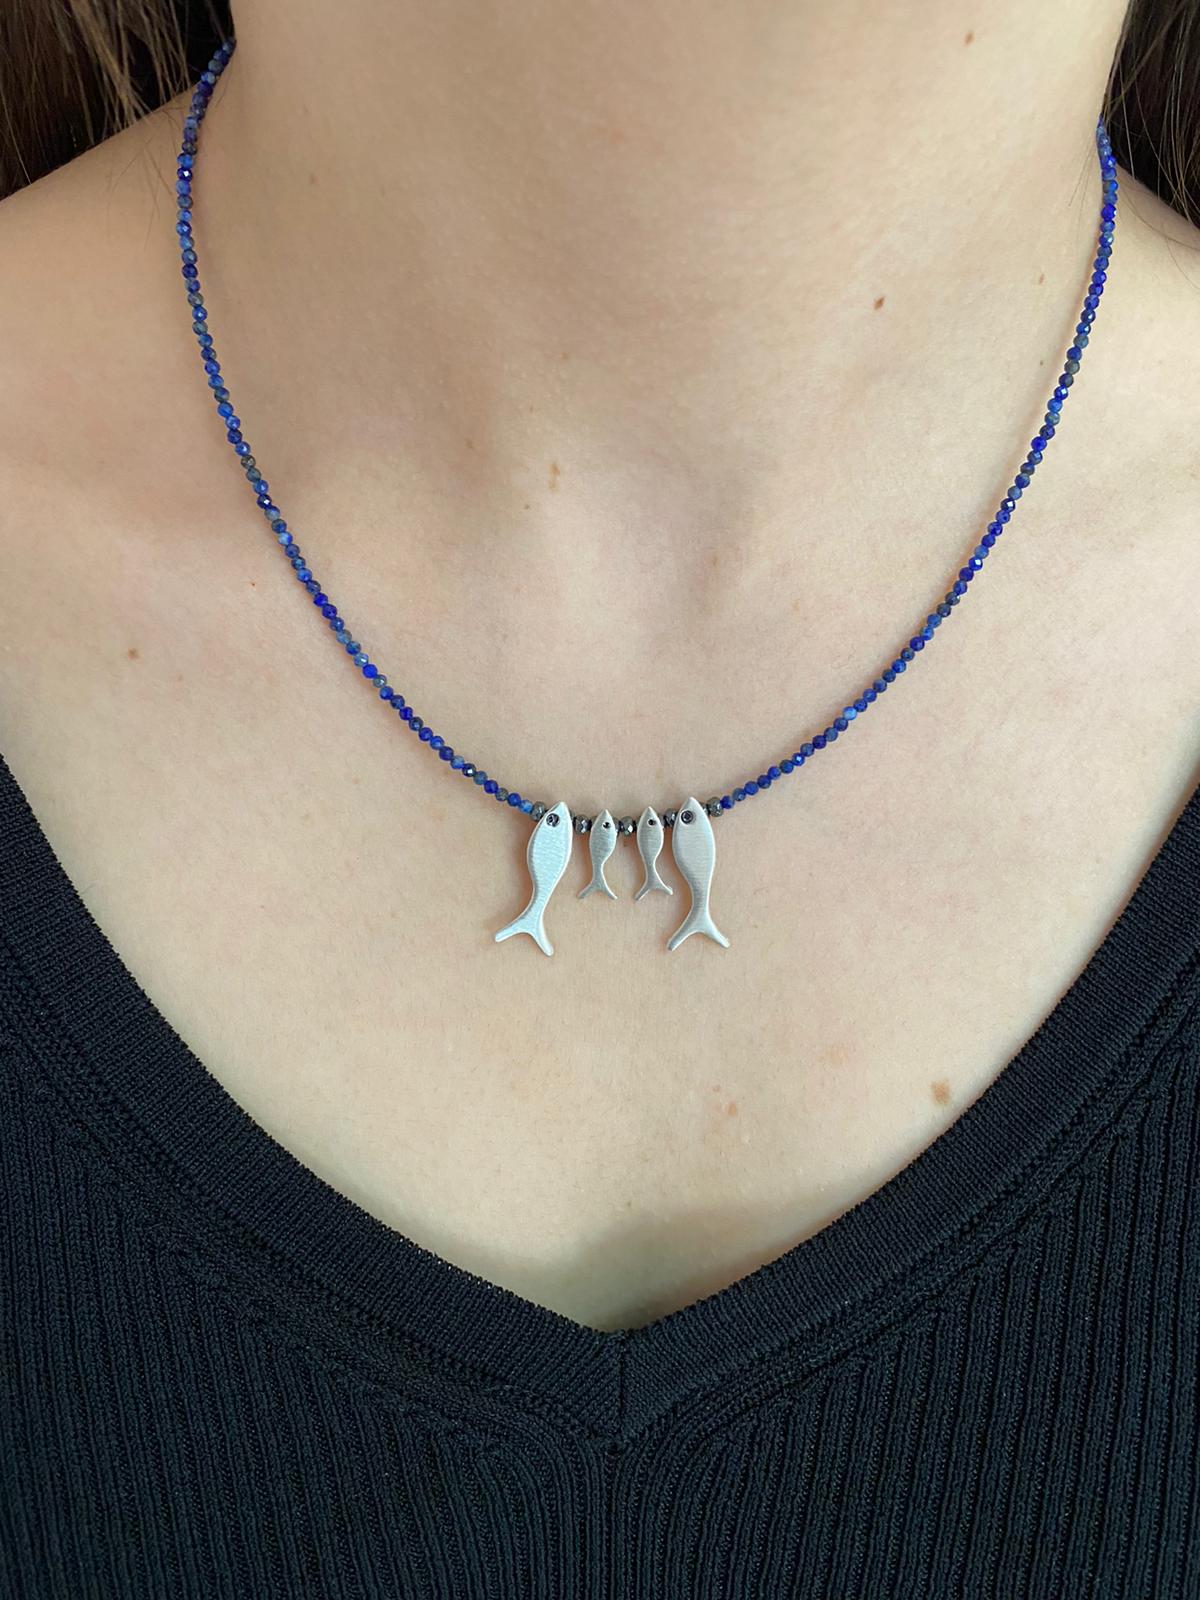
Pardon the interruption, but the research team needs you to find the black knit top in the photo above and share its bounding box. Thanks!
[2,747,1198,1598]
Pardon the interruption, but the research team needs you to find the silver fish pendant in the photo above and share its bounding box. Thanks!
[578,809,619,900]
[634,806,673,900]
[666,797,730,951]
[494,800,573,955]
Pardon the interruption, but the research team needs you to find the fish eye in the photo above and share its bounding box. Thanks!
[680,809,695,824]
[545,813,560,827]
[603,818,612,829]
[647,817,657,827]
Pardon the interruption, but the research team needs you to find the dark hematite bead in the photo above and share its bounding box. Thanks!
[531,802,547,821]
[618,816,635,837]
[705,798,722,817]
[573,815,591,834]
[662,809,677,828]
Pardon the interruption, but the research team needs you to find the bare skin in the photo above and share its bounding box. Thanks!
[1,1,1197,1332]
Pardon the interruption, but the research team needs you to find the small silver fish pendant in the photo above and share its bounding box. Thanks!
[666,797,730,951]
[494,800,573,955]
[578,809,619,901]
[634,806,673,900]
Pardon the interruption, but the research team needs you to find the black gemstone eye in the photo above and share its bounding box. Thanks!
[546,812,560,827]
[648,817,657,826]
[680,809,695,824]
[603,819,612,828]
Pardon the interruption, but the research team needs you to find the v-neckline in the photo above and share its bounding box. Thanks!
[2,748,1198,1441]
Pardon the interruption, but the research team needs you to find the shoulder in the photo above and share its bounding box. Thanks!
[0,103,190,513]
[0,101,210,750]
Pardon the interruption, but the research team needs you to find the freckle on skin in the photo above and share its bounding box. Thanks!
[126,646,139,660]
[725,1101,738,1117]
[931,1079,952,1105]
[549,462,561,490]
[964,30,974,45]
[873,296,885,311]
[1038,272,1045,285]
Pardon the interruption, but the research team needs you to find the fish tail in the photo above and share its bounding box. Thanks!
[494,905,553,955]
[635,866,673,901]
[578,876,617,902]
[667,906,730,951]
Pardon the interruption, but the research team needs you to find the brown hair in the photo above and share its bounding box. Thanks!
[1,0,1199,226]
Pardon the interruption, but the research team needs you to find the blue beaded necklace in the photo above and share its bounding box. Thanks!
[177,40,1118,956]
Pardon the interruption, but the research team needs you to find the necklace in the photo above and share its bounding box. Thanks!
[176,41,1118,956]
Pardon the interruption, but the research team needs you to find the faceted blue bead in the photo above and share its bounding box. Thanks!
[812,735,827,750]
[768,765,782,780]
[801,742,815,757]
[720,795,733,810]
[398,705,413,721]
[419,727,433,742]
[780,759,794,774]
[429,734,444,750]
[507,792,522,806]
[473,770,488,785]
[744,780,759,796]
[521,799,534,814]
[451,756,464,769]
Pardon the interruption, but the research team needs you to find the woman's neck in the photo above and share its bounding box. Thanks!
[199,0,1126,564]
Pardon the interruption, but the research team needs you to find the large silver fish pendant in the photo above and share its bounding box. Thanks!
[494,800,573,955]
[578,809,619,901]
[634,806,673,900]
[666,797,730,951]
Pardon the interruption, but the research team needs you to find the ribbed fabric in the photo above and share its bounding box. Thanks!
[2,747,1198,1599]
